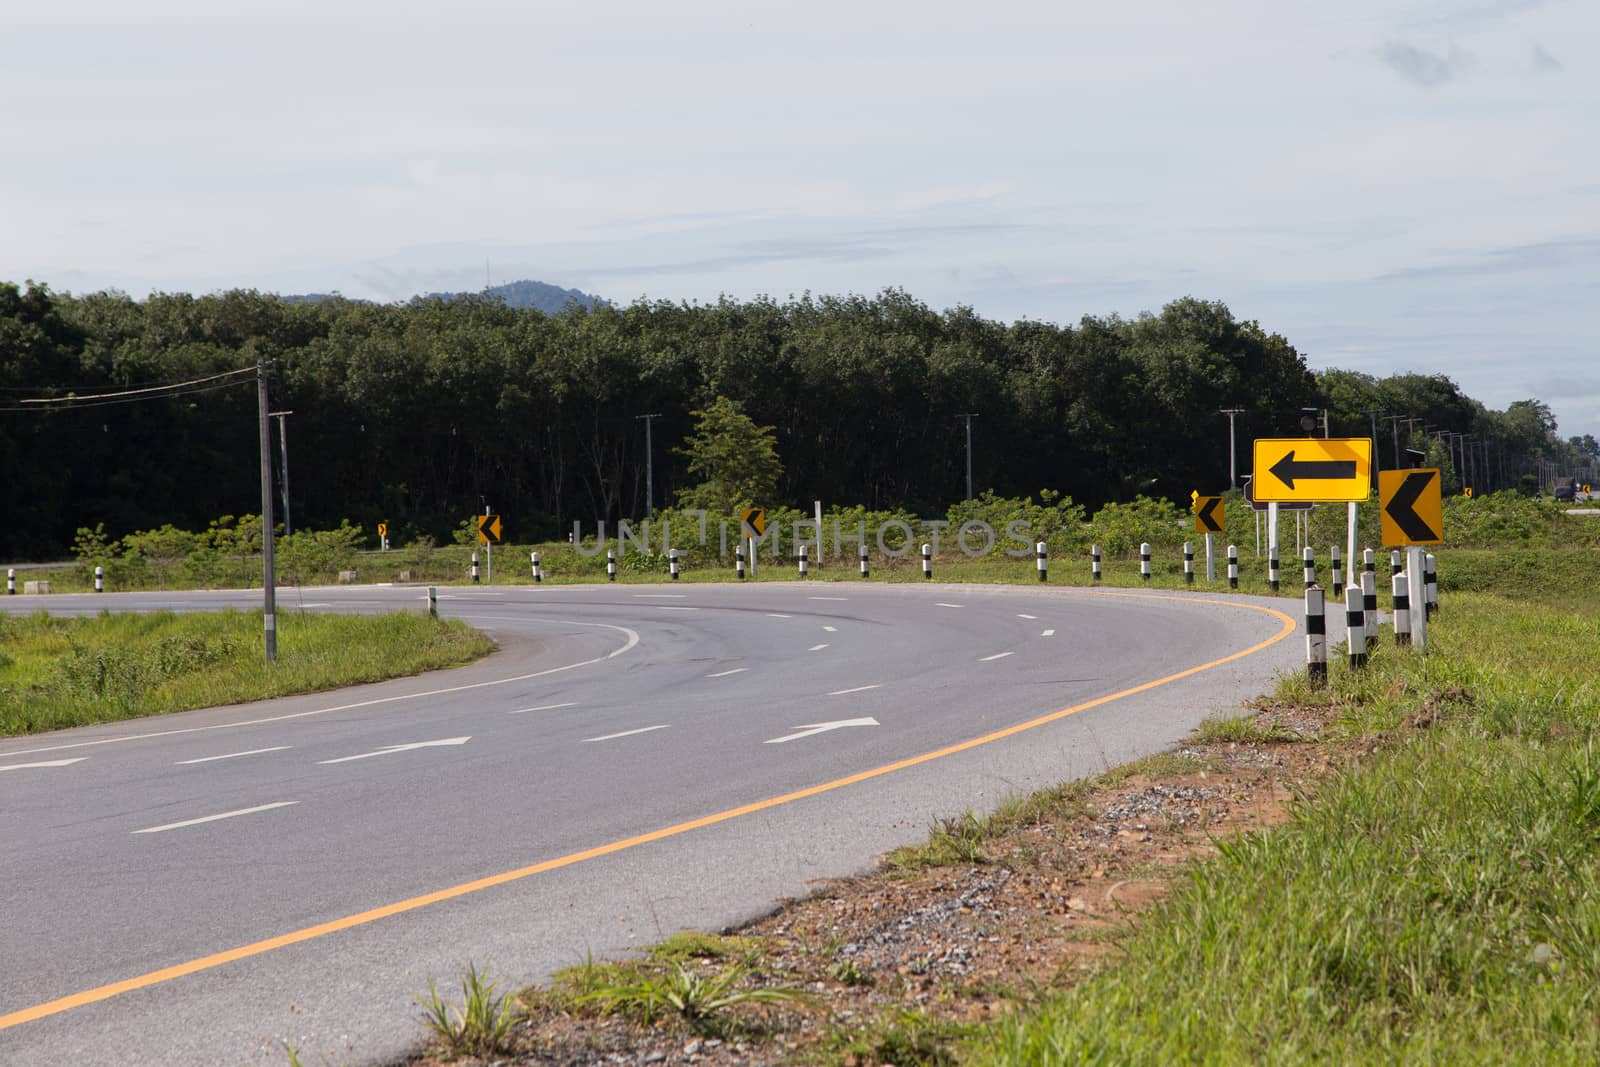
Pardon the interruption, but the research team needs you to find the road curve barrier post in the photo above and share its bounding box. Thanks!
[1362,568,1378,646]
[1183,541,1194,585]
[1363,547,1376,579]
[6,568,13,595]
[798,544,808,579]
[1391,549,1403,578]
[669,548,680,580]
[531,551,542,583]
[1036,541,1048,583]
[471,552,479,584]
[1331,544,1343,599]
[1091,544,1102,584]
[607,549,617,582]
[1345,586,1367,668]
[427,586,437,619]
[1268,546,1280,593]
[859,543,869,579]
[922,543,933,580]
[1302,546,1315,590]
[94,565,104,593]
[1393,572,1412,646]
[1425,552,1438,617]
[1305,585,1328,687]
[735,547,745,580]
[1140,542,1152,582]
[1227,544,1238,589]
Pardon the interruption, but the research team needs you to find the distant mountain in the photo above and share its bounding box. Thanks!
[423,279,608,313]
[278,279,608,313]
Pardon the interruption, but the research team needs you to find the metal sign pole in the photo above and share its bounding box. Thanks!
[1206,532,1215,583]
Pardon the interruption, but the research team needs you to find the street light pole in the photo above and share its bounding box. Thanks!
[256,357,277,664]
[1220,408,1244,488]
[956,414,978,500]
[269,410,293,536]
[636,413,662,518]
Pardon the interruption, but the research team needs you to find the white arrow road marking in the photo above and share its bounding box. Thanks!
[1016,613,1038,620]
[809,643,830,652]
[509,702,576,715]
[318,737,471,765]
[822,625,838,632]
[176,747,290,765]
[828,684,881,696]
[980,651,1015,661]
[0,757,87,772]
[133,801,297,835]
[1041,629,1056,637]
[583,724,670,743]
[765,717,879,744]
[936,602,963,608]
[707,668,749,678]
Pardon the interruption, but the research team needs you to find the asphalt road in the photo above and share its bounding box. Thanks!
[0,581,1300,1065]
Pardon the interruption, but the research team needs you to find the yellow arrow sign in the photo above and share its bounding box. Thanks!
[1379,469,1443,546]
[1193,495,1225,534]
[1251,437,1372,502]
[476,514,502,543]
[740,507,767,539]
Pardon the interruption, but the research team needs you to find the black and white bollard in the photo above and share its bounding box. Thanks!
[607,549,617,582]
[1140,542,1152,582]
[1424,553,1438,617]
[735,547,745,580]
[6,568,13,595]
[1227,544,1238,589]
[531,551,543,583]
[1302,546,1315,590]
[798,544,808,579]
[923,543,933,580]
[1391,549,1403,578]
[1392,572,1412,646]
[471,552,480,583]
[859,543,869,579]
[1305,586,1328,687]
[1345,586,1367,668]
[1363,548,1376,578]
[1331,544,1343,599]
[1036,541,1048,582]
[1268,548,1280,592]
[669,549,680,580]
[1091,544,1102,584]
[1362,569,1378,646]
[1183,542,1194,585]
[94,565,104,593]
[427,586,438,619]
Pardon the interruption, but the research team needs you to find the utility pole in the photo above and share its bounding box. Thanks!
[636,413,662,518]
[256,357,277,664]
[269,410,293,536]
[1220,408,1245,488]
[956,413,978,500]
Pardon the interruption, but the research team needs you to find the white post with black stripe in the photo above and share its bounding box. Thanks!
[1302,546,1315,590]
[1305,585,1328,687]
[1331,544,1343,599]
[1091,544,1102,584]
[427,586,437,618]
[923,542,933,580]
[1227,544,1238,589]
[1392,571,1412,646]
[607,548,617,582]
[94,566,104,593]
[1425,552,1438,617]
[735,546,745,580]
[1390,549,1403,578]
[859,543,869,579]
[531,551,543,583]
[1408,546,1429,651]
[1268,546,1280,592]
[1361,568,1378,646]
[798,544,808,579]
[6,568,13,595]
[471,552,480,584]
[1139,542,1152,582]
[1036,541,1048,582]
[1345,585,1367,669]
[1183,542,1194,585]
[669,549,680,580]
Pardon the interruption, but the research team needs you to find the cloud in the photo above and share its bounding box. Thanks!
[1379,42,1474,87]
[1372,238,1600,283]
[1531,43,1563,72]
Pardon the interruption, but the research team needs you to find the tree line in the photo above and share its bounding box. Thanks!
[1,281,1594,560]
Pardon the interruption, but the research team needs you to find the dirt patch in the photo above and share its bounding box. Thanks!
[402,706,1362,1067]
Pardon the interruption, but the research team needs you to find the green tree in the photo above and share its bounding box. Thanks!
[674,396,783,515]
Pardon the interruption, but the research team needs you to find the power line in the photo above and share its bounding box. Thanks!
[14,367,256,406]
[0,370,256,413]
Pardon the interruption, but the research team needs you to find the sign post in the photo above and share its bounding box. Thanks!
[741,508,766,579]
[476,512,503,584]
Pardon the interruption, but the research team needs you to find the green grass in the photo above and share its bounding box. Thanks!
[966,585,1600,1065]
[415,962,523,1059]
[0,609,494,735]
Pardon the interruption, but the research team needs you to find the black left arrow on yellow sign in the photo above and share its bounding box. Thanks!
[1379,469,1442,546]
[1193,495,1225,534]
[476,514,502,543]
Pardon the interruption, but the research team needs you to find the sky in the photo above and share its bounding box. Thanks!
[2,0,1596,441]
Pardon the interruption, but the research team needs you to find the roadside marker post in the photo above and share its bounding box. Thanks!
[1425,553,1438,617]
[1391,549,1403,577]
[1305,586,1327,687]
[735,547,745,580]
[1362,569,1378,646]
[859,543,869,579]
[1302,547,1315,590]
[1331,544,1343,599]
[923,543,933,580]
[471,552,479,584]
[798,544,808,579]
[1408,546,1429,651]
[1091,544,1102,584]
[1392,572,1412,646]
[1227,544,1238,588]
[607,549,617,582]
[1036,542,1048,582]
[94,566,104,593]
[531,551,542,583]
[6,568,12,595]
[427,586,437,619]
[1346,586,1367,669]
[669,549,680,580]
[1140,542,1151,582]
[1183,542,1194,585]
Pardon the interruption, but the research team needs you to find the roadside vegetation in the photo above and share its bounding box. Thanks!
[0,609,493,735]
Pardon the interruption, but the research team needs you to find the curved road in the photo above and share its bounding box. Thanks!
[0,581,1299,1065]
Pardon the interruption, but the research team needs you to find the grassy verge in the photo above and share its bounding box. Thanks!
[971,585,1600,1064]
[0,609,495,735]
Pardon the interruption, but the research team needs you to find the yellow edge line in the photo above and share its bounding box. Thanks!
[0,592,1296,1031]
